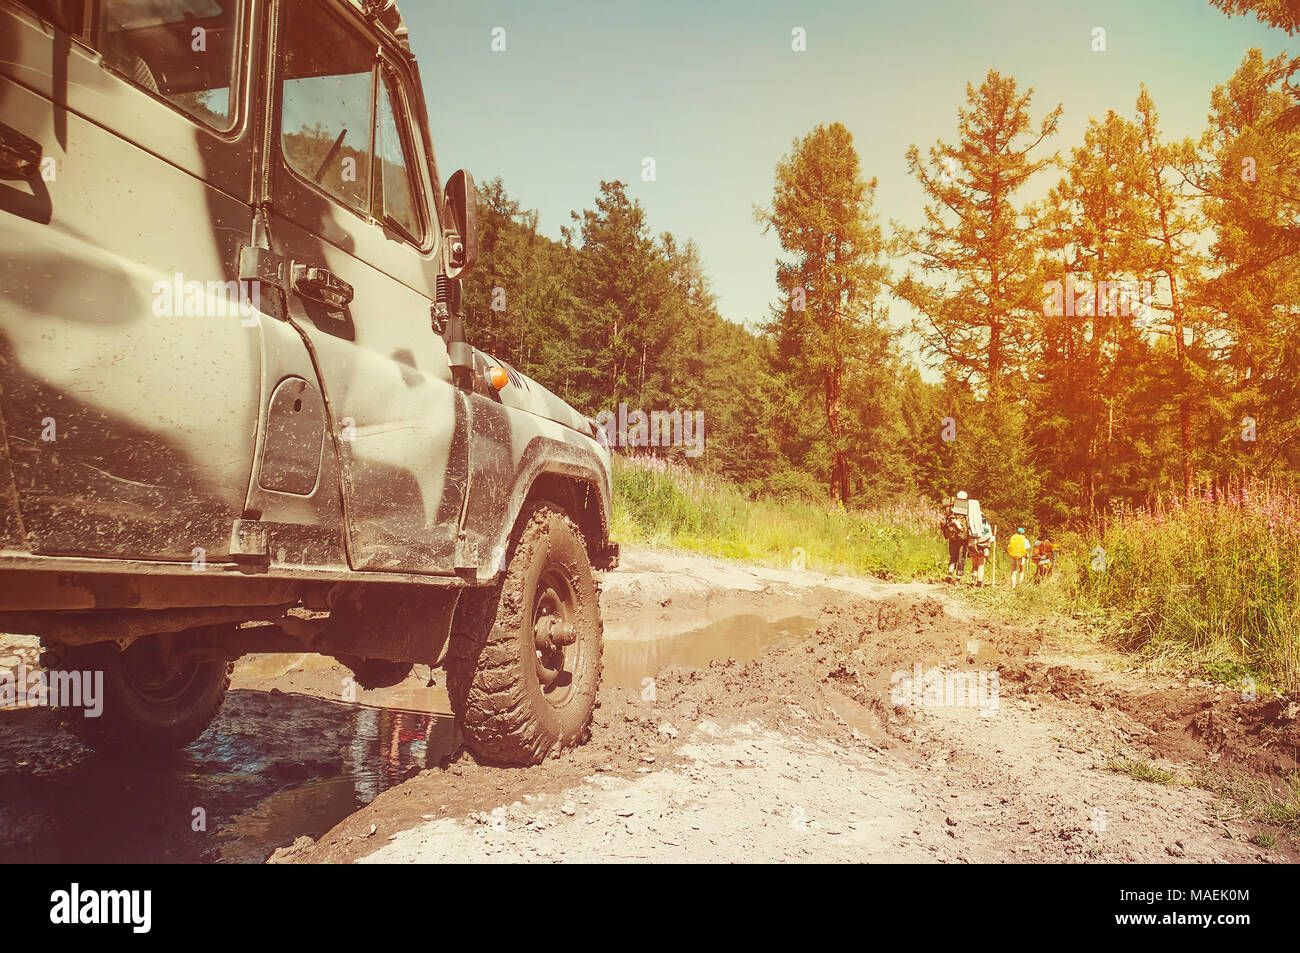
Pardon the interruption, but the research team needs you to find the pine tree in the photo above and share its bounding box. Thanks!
[1132,86,1207,500]
[564,181,680,414]
[756,122,890,504]
[1036,110,1151,514]
[1198,50,1300,484]
[894,70,1061,399]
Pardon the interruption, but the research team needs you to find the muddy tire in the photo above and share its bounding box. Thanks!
[45,637,231,757]
[447,503,603,765]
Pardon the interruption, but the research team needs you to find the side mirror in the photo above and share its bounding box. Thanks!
[443,169,479,279]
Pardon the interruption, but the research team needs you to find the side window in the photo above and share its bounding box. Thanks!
[97,0,240,129]
[13,1,88,35]
[279,0,374,216]
[373,69,422,240]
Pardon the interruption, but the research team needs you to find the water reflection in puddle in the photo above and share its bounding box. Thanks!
[214,706,458,863]
[0,673,456,864]
[1,614,820,863]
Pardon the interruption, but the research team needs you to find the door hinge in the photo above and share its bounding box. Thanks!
[454,532,478,577]
[239,245,287,288]
[230,518,270,563]
[238,246,289,320]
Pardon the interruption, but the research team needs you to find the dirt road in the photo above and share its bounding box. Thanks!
[2,546,1295,863]
[282,548,1299,864]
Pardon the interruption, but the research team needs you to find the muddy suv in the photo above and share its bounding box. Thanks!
[0,0,617,764]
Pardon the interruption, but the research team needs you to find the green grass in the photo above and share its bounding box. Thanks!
[611,456,940,580]
[1253,773,1300,830]
[1107,755,1181,786]
[1197,768,1300,832]
[1074,481,1300,694]
[955,543,1089,613]
[611,458,1300,694]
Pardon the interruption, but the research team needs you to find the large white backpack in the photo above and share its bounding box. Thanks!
[942,497,983,540]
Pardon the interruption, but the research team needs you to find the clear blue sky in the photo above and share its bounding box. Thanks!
[402,0,1286,343]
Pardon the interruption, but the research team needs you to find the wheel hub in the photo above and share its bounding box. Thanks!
[532,579,578,696]
[121,638,203,704]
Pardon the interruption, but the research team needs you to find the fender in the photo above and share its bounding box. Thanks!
[459,395,614,583]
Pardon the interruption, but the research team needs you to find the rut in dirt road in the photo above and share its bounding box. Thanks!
[283,561,1299,863]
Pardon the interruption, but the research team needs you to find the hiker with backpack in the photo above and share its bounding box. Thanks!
[941,491,981,583]
[1006,526,1030,589]
[1033,535,1057,581]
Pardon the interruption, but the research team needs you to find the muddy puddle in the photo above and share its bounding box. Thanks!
[0,612,820,863]
[603,613,817,688]
[0,655,457,864]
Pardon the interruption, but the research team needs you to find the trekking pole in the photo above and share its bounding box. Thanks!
[991,526,997,588]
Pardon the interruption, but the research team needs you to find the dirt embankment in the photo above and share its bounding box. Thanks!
[279,548,1299,864]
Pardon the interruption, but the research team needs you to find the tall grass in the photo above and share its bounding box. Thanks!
[611,455,940,580]
[1077,479,1300,693]
[611,457,1300,693]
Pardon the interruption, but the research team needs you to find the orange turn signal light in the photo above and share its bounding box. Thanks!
[488,366,509,391]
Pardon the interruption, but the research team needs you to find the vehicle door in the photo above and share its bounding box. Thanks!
[265,0,467,575]
[0,0,261,562]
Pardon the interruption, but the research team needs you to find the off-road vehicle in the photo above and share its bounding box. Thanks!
[0,0,617,764]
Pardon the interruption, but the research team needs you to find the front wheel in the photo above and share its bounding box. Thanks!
[446,504,603,765]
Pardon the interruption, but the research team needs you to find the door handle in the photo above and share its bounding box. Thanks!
[292,262,354,308]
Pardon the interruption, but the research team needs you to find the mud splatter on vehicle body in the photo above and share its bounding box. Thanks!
[0,0,616,765]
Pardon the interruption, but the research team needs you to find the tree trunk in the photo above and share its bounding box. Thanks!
[988,322,1001,398]
[1144,118,1193,503]
[1168,272,1192,500]
[826,362,846,505]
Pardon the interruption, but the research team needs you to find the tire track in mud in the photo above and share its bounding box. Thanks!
[285,550,1299,864]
